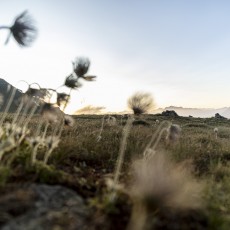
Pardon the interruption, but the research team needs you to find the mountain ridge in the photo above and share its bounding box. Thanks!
[152,106,230,118]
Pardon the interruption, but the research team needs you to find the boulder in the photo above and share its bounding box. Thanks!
[162,110,179,117]
[0,184,91,230]
[214,113,227,120]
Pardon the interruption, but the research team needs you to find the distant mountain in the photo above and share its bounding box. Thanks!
[0,78,23,112]
[152,106,230,118]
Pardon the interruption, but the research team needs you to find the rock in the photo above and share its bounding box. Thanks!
[0,184,91,230]
[162,110,179,117]
[214,113,227,119]
[0,78,22,112]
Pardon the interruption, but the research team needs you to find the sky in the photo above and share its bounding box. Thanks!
[1,0,230,114]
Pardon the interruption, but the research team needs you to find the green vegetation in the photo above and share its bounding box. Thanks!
[0,113,230,229]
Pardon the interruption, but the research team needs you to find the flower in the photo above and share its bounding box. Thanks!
[5,10,37,47]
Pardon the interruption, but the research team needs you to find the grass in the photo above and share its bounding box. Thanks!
[0,113,230,229]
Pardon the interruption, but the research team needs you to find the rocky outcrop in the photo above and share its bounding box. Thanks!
[0,184,91,230]
[214,113,227,119]
[0,78,23,112]
[162,110,179,117]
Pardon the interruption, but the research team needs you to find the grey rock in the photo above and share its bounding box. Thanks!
[162,110,179,117]
[0,184,91,230]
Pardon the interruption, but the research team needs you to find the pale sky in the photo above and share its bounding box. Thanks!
[1,0,230,114]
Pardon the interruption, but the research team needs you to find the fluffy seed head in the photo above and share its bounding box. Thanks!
[64,115,75,127]
[130,153,204,210]
[128,92,155,115]
[40,103,60,123]
[166,124,181,142]
[27,136,43,148]
[6,10,37,47]
[45,136,60,150]
[64,74,82,89]
[72,57,90,77]
[56,92,70,107]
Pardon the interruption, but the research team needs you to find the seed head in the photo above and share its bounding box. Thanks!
[64,74,82,89]
[64,115,75,127]
[128,92,155,115]
[14,126,29,142]
[106,116,117,126]
[166,124,181,142]
[27,136,43,148]
[40,103,60,123]
[130,153,203,210]
[5,10,37,47]
[45,136,60,150]
[25,87,46,99]
[56,92,70,107]
[214,127,218,133]
[72,57,90,78]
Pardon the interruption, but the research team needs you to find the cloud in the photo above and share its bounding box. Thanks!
[74,105,106,114]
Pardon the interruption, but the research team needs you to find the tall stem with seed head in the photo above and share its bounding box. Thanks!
[110,116,133,201]
[143,121,171,158]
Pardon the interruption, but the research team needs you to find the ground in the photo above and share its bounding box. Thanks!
[0,114,230,229]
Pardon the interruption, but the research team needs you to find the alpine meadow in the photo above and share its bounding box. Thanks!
[0,3,230,230]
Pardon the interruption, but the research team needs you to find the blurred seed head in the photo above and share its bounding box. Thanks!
[27,136,43,148]
[166,124,181,142]
[56,92,70,107]
[0,137,16,159]
[130,153,204,211]
[64,115,75,127]
[64,74,82,89]
[4,122,18,136]
[106,116,117,126]
[214,127,218,139]
[128,92,155,115]
[40,103,60,123]
[25,87,47,100]
[45,136,60,150]
[72,57,90,78]
[13,126,29,142]
[5,10,37,47]
[105,178,124,192]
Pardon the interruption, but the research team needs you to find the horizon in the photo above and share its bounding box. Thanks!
[1,1,230,113]
[1,76,230,116]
